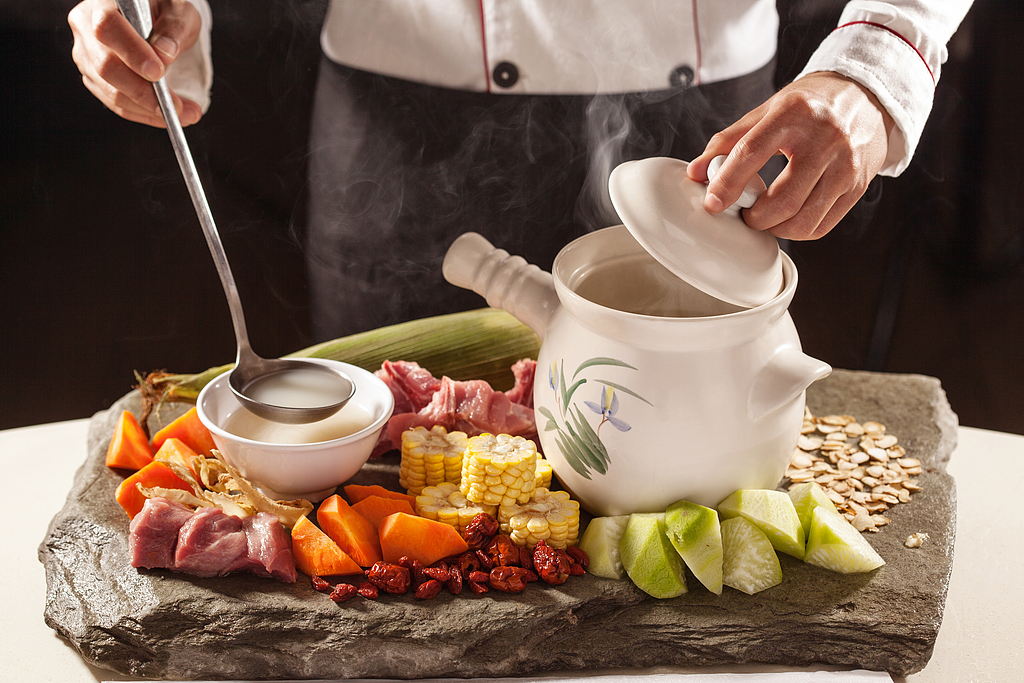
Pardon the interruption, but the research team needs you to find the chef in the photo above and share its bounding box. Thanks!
[69,0,973,339]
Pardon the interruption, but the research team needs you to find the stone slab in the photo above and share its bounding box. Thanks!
[39,369,958,680]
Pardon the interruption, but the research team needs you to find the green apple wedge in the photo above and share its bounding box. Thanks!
[619,513,687,599]
[721,516,783,595]
[578,515,630,579]
[718,489,806,559]
[664,499,723,595]
[804,506,886,574]
[788,482,839,537]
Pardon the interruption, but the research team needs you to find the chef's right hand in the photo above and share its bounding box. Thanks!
[69,0,202,127]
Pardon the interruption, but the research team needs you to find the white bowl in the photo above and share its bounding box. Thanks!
[197,359,394,502]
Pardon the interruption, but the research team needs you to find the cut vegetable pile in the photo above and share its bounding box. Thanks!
[580,482,886,598]
[107,349,586,600]
[107,310,905,602]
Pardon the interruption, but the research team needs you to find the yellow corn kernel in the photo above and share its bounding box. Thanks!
[497,488,581,549]
[415,482,497,533]
[534,456,552,489]
[460,433,537,507]
[399,425,468,495]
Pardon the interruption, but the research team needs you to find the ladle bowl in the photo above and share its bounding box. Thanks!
[115,0,354,424]
[228,351,356,425]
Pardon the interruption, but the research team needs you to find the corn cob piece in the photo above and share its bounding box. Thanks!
[415,482,497,533]
[460,433,538,507]
[498,488,581,549]
[149,308,540,401]
[399,426,468,495]
[535,456,553,489]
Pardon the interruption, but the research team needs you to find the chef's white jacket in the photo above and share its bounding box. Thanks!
[177,0,973,176]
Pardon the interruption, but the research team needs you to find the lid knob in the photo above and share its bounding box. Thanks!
[706,155,767,213]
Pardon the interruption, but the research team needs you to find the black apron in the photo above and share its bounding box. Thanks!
[305,58,778,341]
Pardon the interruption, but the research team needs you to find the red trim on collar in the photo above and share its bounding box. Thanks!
[836,20,935,85]
[478,0,491,93]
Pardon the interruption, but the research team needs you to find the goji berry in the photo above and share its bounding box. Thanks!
[463,512,499,550]
[329,583,357,602]
[486,534,520,567]
[415,579,443,599]
[356,581,378,599]
[366,562,411,594]
[489,566,530,592]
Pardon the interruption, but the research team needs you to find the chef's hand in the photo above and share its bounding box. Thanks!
[687,72,895,241]
[69,0,203,128]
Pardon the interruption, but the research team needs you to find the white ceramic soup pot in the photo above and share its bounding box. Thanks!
[197,358,394,502]
[443,226,830,516]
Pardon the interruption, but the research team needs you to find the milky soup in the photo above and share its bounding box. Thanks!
[244,366,353,408]
[224,400,375,444]
[570,251,746,318]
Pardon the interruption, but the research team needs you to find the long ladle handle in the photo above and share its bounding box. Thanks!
[115,0,255,367]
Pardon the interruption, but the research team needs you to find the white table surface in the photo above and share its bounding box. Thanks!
[2,418,1021,683]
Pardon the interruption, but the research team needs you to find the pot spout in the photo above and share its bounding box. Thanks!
[748,346,832,422]
[442,232,561,340]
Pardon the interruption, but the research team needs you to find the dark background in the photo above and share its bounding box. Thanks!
[2,0,1022,434]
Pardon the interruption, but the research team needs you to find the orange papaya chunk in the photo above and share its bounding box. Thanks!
[351,495,415,531]
[115,461,195,519]
[152,437,199,477]
[151,406,217,456]
[317,494,383,567]
[343,483,416,507]
[105,410,155,471]
[291,515,363,577]
[379,512,469,566]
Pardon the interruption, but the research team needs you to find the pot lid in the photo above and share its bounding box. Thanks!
[608,156,783,308]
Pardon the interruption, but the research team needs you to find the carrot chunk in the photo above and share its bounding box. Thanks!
[291,515,363,577]
[343,483,416,507]
[151,406,217,456]
[105,410,155,471]
[152,437,199,477]
[317,494,383,567]
[351,495,415,531]
[115,460,195,519]
[379,512,469,566]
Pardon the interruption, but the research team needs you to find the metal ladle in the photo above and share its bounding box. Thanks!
[115,0,354,424]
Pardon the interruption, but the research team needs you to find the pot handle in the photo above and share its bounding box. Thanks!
[442,232,560,339]
[748,346,832,421]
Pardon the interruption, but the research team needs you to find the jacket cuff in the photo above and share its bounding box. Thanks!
[795,17,938,176]
[164,0,213,113]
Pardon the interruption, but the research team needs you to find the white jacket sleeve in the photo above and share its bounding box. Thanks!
[796,0,973,176]
[163,0,213,113]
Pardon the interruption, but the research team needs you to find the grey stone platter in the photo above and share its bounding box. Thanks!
[40,369,958,680]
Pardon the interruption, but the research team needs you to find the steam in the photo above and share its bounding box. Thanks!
[575,87,726,232]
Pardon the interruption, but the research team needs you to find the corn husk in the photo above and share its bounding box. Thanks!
[145,308,540,402]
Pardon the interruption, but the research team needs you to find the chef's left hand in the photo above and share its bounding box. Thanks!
[687,71,895,241]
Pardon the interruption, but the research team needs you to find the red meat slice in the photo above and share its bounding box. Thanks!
[504,358,536,409]
[128,498,297,582]
[375,360,443,413]
[129,497,194,570]
[380,375,537,453]
[240,512,297,583]
[174,506,249,578]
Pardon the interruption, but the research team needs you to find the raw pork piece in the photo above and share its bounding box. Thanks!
[173,506,250,578]
[129,497,194,570]
[504,358,536,409]
[375,360,443,414]
[379,373,537,455]
[239,512,297,583]
[129,498,297,582]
